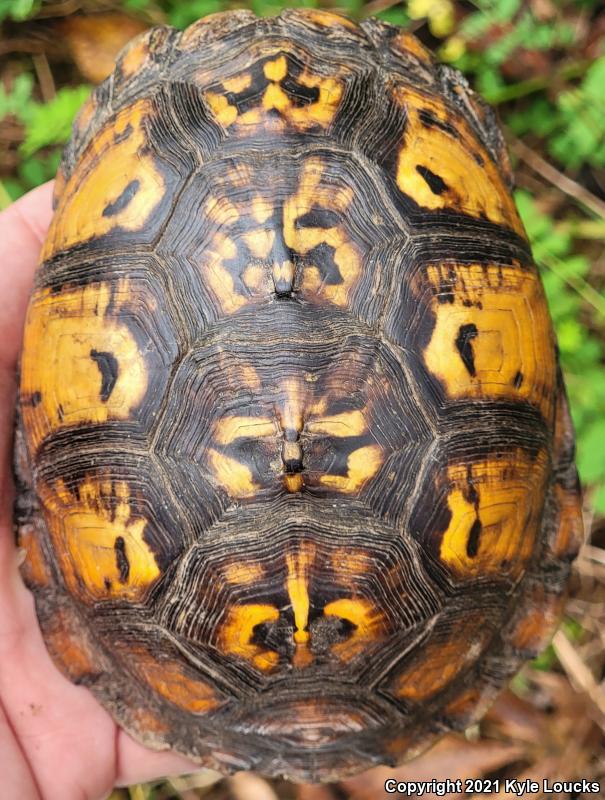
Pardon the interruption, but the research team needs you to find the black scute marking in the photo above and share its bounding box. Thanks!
[114,536,130,584]
[90,350,119,402]
[418,109,459,138]
[455,324,478,376]
[281,75,319,106]
[466,518,482,558]
[513,370,524,388]
[416,165,448,195]
[284,456,303,474]
[113,122,133,145]
[296,209,341,229]
[305,242,343,286]
[102,180,140,217]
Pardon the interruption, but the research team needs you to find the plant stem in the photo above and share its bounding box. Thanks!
[486,60,590,105]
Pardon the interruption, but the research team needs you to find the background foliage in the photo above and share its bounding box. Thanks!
[1,1,604,797]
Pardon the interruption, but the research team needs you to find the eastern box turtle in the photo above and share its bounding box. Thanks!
[14,8,583,783]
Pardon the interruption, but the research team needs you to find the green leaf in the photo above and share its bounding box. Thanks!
[20,86,91,157]
[123,0,153,9]
[593,483,605,516]
[577,419,605,484]
[0,0,39,22]
[18,150,61,189]
[168,0,223,29]
[375,6,410,26]
[339,0,364,17]
[0,72,34,123]
[492,0,520,22]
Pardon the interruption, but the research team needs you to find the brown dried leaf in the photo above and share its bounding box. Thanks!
[59,13,149,83]
[337,735,525,800]
[482,689,549,746]
[227,772,281,800]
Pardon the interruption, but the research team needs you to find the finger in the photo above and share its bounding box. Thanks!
[0,700,42,800]
[115,729,213,788]
[0,181,55,372]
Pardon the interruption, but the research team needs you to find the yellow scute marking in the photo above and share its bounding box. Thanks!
[440,449,549,581]
[214,416,277,444]
[203,233,247,315]
[205,92,238,127]
[285,548,313,646]
[40,477,159,602]
[43,99,164,260]
[423,264,555,419]
[325,597,385,662]
[297,9,359,30]
[21,282,148,451]
[252,196,273,223]
[390,31,433,65]
[289,75,343,128]
[223,561,264,585]
[284,473,304,493]
[393,86,524,236]
[204,195,240,226]
[119,36,150,79]
[204,64,343,132]
[283,159,360,307]
[320,444,383,494]
[264,56,288,82]
[208,450,257,497]
[262,83,290,112]
[219,604,279,671]
[244,228,274,259]
[306,410,367,437]
[223,73,252,93]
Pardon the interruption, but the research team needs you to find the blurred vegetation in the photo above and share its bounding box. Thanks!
[1,1,605,797]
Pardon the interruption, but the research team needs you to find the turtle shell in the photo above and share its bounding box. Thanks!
[15,9,583,783]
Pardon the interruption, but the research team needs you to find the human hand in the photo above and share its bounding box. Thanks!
[0,182,200,800]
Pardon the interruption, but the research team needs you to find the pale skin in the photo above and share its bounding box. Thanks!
[0,182,199,800]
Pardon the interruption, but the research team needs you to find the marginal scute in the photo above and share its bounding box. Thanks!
[18,523,51,589]
[118,32,154,79]
[41,607,103,683]
[124,645,225,714]
[506,584,565,654]
[178,9,256,49]
[389,30,434,66]
[387,614,493,702]
[550,481,584,560]
[285,8,360,32]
